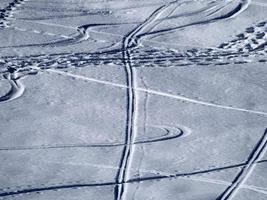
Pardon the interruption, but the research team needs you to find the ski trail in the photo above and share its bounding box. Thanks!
[0,125,185,150]
[137,87,267,116]
[0,72,25,103]
[75,23,131,44]
[1,159,267,198]
[115,36,137,200]
[217,128,267,200]
[46,69,127,88]
[47,69,267,117]
[115,1,190,199]
[135,0,251,43]
[40,22,139,47]
[19,20,126,40]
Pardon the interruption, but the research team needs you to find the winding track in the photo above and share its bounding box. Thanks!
[117,1,258,199]
[115,0,253,199]
[131,0,251,45]
[1,0,266,199]
[116,1,196,199]
[0,1,261,103]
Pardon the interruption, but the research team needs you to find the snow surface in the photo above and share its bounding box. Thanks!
[0,0,267,199]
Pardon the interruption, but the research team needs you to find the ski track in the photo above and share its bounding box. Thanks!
[132,0,251,44]
[57,22,139,48]
[1,0,266,199]
[0,125,185,151]
[116,1,219,199]
[114,1,253,199]
[46,69,267,117]
[1,159,267,199]
[113,1,196,199]
[216,128,267,200]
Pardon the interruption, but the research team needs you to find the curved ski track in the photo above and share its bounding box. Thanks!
[115,0,253,199]
[0,125,185,151]
[1,1,267,200]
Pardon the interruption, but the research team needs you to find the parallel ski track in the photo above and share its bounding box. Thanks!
[1,159,267,198]
[114,1,182,199]
[216,129,267,200]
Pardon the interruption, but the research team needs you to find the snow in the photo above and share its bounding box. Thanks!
[0,0,267,199]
